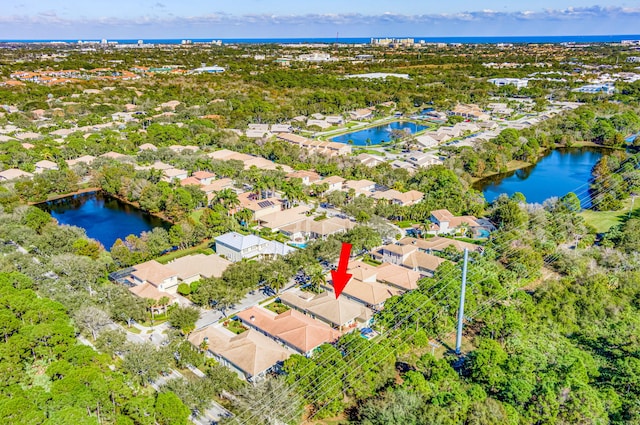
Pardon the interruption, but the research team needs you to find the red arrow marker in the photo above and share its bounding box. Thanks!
[330,242,352,299]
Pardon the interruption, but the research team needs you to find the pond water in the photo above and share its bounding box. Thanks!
[475,148,605,208]
[37,191,170,249]
[330,121,428,146]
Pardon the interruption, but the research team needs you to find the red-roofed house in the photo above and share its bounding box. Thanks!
[236,306,341,356]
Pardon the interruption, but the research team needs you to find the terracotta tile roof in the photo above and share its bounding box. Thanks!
[347,261,378,282]
[403,251,448,272]
[201,178,234,194]
[0,168,33,180]
[430,209,480,228]
[180,177,201,186]
[131,260,177,287]
[322,175,346,185]
[375,263,421,291]
[398,236,481,253]
[129,282,176,301]
[168,253,231,280]
[236,306,341,354]
[331,278,401,307]
[279,289,372,328]
[188,327,291,379]
[192,171,216,180]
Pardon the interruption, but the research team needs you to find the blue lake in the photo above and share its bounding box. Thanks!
[38,191,170,249]
[330,121,428,146]
[475,148,605,208]
[627,133,639,143]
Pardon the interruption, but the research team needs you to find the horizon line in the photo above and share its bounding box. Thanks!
[2,33,640,42]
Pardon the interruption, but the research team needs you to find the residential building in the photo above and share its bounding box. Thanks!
[128,260,179,293]
[191,65,225,74]
[34,160,58,173]
[192,171,216,185]
[138,143,158,151]
[247,123,269,132]
[270,124,292,133]
[179,177,201,187]
[238,193,282,221]
[371,189,424,206]
[451,104,491,121]
[325,262,402,310]
[286,170,321,186]
[257,205,310,232]
[306,119,332,130]
[488,78,529,88]
[167,253,232,284]
[100,151,129,160]
[188,327,291,382]
[66,155,96,167]
[215,232,295,262]
[0,168,33,181]
[372,244,448,277]
[162,168,189,182]
[355,153,384,167]
[573,83,615,94]
[344,179,376,196]
[15,132,42,141]
[398,236,480,254]
[278,289,373,331]
[322,176,346,193]
[276,133,352,156]
[430,209,480,234]
[236,306,341,356]
[160,100,181,110]
[406,153,443,168]
[325,116,344,125]
[375,263,422,292]
[169,145,199,154]
[280,216,355,241]
[414,134,439,148]
[348,108,374,120]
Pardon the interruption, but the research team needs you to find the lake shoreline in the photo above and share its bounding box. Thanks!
[475,146,608,207]
[29,187,101,205]
[471,141,617,184]
[34,188,175,225]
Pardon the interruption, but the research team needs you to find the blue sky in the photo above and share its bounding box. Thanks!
[1,1,640,39]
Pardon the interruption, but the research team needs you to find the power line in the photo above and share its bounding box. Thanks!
[232,152,638,424]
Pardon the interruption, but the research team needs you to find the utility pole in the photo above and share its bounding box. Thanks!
[455,248,469,355]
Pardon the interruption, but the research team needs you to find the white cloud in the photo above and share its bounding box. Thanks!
[1,6,640,38]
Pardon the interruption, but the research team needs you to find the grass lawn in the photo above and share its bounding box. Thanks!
[263,301,290,314]
[190,209,204,222]
[353,148,385,156]
[397,220,416,229]
[224,320,248,335]
[361,256,382,267]
[580,197,637,233]
[155,240,212,264]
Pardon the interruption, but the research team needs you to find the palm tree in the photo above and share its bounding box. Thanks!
[282,182,305,209]
[215,188,240,215]
[253,179,268,200]
[159,296,170,315]
[235,208,253,228]
[313,182,330,199]
[307,264,326,293]
[146,298,157,324]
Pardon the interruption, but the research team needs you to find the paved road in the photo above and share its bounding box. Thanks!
[195,280,297,330]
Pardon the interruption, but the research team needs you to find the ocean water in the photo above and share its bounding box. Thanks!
[2,35,640,45]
